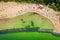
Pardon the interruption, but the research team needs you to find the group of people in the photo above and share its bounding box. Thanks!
[35,2,44,9]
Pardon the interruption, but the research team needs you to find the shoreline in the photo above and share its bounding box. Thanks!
[0,28,60,37]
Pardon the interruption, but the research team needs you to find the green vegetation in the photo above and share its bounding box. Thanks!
[48,5,58,11]
[0,0,60,11]
[0,12,53,30]
[0,32,60,40]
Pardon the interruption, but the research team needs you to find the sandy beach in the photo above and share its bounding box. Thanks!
[0,2,60,33]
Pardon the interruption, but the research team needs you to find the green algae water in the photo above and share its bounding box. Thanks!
[0,32,60,40]
[0,12,58,40]
[0,12,53,30]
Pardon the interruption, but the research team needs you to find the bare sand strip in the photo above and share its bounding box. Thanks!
[0,2,60,33]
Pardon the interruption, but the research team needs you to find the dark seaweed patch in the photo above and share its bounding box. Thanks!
[31,21,34,26]
[21,19,25,23]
